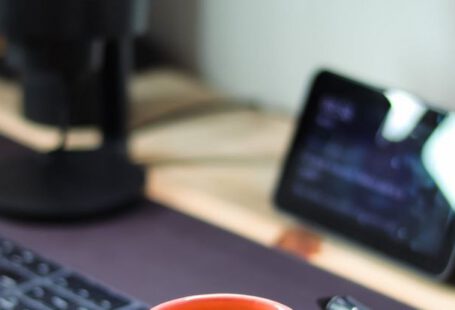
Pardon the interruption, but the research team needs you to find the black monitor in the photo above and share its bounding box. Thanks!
[276,71,455,280]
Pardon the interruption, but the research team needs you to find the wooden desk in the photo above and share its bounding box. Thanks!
[139,111,455,310]
[0,72,454,309]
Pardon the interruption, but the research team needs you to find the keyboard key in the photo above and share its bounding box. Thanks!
[25,285,95,310]
[0,295,19,309]
[63,274,130,309]
[0,239,15,255]
[14,305,39,310]
[0,265,27,289]
[0,295,43,310]
[20,254,59,276]
[0,239,60,276]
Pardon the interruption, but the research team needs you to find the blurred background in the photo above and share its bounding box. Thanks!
[0,2,455,307]
[2,0,455,116]
[147,0,455,113]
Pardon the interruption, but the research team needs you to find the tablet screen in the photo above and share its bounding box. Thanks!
[276,71,455,277]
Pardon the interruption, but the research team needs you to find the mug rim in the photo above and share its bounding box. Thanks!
[151,293,292,310]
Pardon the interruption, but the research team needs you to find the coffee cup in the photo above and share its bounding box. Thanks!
[151,293,292,310]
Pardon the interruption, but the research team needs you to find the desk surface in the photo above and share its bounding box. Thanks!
[144,110,455,310]
[0,72,454,309]
[0,134,407,309]
[0,200,408,310]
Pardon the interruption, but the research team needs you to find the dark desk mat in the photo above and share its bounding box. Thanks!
[0,137,410,309]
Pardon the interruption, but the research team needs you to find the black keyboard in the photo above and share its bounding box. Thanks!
[0,237,149,310]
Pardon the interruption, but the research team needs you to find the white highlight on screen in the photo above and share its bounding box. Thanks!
[422,114,455,210]
[382,89,427,142]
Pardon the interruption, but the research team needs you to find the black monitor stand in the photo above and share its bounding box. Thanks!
[0,40,144,220]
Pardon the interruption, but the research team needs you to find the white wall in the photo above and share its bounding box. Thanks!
[150,0,455,114]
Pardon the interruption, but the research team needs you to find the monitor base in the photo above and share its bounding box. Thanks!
[0,149,144,220]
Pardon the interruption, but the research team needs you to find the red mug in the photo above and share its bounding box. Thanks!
[151,293,292,310]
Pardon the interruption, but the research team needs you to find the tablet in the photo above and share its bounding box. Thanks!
[275,70,455,280]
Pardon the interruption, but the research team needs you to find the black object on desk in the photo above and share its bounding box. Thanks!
[276,70,455,281]
[0,236,149,309]
[0,0,150,219]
